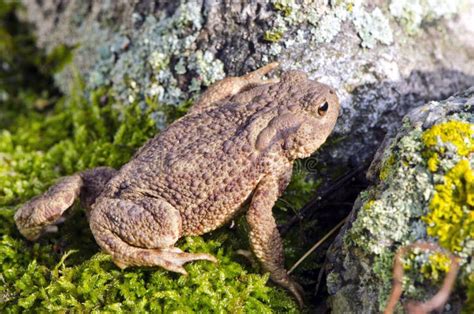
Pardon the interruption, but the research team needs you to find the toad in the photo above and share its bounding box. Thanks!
[15,63,340,305]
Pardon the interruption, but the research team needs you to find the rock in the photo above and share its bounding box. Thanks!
[19,0,474,165]
[326,88,474,312]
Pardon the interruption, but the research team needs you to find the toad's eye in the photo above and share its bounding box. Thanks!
[318,101,329,116]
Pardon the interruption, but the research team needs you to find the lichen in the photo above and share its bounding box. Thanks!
[264,30,284,43]
[337,97,474,311]
[353,7,394,49]
[379,153,396,181]
[389,0,463,35]
[423,159,474,255]
[422,120,474,172]
[272,0,293,17]
[347,127,432,256]
[270,0,394,49]
[420,251,452,281]
[80,1,225,112]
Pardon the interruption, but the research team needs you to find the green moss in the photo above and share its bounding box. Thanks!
[0,84,159,205]
[0,216,296,312]
[0,83,298,311]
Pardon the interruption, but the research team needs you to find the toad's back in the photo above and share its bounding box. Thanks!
[103,95,279,234]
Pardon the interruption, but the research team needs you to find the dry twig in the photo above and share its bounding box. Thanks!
[288,216,348,274]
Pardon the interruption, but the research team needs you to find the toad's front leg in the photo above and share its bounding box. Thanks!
[246,171,304,307]
[190,62,280,113]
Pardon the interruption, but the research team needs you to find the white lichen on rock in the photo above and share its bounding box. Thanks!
[271,0,393,48]
[389,0,464,34]
[188,50,225,87]
[84,1,225,116]
[353,7,394,48]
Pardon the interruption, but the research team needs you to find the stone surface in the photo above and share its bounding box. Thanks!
[19,0,474,166]
[326,88,474,312]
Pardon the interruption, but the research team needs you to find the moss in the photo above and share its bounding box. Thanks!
[0,217,296,312]
[0,82,299,311]
[0,1,71,126]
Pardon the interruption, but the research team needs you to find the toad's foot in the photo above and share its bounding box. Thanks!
[93,225,217,275]
[115,246,217,275]
[272,273,305,308]
[14,174,83,240]
[90,196,217,274]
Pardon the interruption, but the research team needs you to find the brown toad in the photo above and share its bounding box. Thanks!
[15,63,340,305]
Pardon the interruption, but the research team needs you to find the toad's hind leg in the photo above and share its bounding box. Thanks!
[15,174,83,240]
[14,167,117,241]
[89,197,216,274]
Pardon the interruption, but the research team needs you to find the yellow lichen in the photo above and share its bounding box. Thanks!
[362,199,376,212]
[263,30,284,43]
[423,159,474,253]
[422,120,474,173]
[427,153,439,172]
[273,0,292,17]
[420,252,452,281]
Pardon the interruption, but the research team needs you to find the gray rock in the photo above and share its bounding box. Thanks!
[19,0,474,165]
[326,88,474,312]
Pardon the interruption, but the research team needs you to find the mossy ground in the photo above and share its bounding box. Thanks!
[0,2,336,312]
